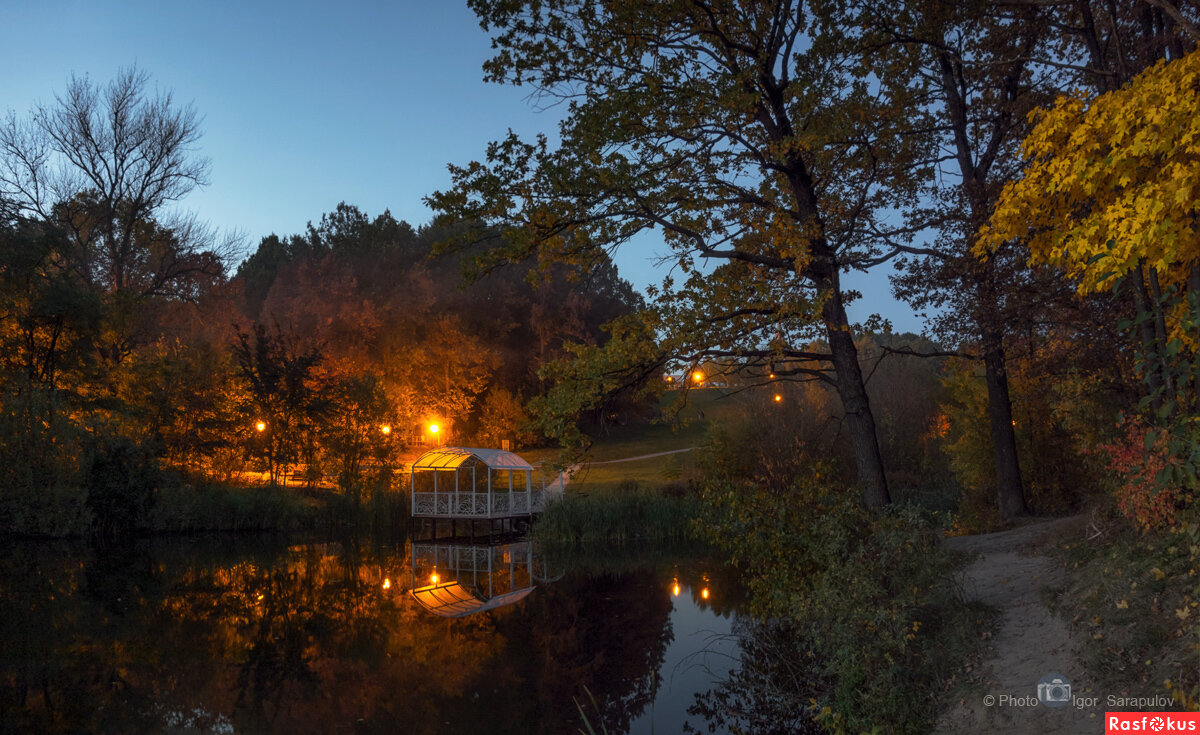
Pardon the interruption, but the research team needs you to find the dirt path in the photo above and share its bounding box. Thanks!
[936,515,1107,734]
[587,447,696,464]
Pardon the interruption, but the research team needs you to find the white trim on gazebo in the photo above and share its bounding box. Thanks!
[410,446,547,519]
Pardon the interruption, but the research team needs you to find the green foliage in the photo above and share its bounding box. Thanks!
[700,388,851,490]
[699,469,982,733]
[322,372,392,496]
[1136,289,1200,496]
[0,484,91,537]
[0,217,102,392]
[529,312,664,454]
[148,481,315,533]
[233,322,329,485]
[940,356,1108,533]
[475,386,535,449]
[0,389,85,494]
[85,436,161,538]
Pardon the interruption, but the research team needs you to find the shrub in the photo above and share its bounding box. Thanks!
[148,481,315,533]
[1098,416,1191,532]
[85,436,160,538]
[699,467,984,733]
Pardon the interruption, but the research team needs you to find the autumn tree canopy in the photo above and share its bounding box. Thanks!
[979,48,1200,299]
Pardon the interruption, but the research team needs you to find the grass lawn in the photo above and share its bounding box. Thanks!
[523,387,750,494]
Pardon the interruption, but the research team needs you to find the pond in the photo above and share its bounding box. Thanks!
[0,534,749,734]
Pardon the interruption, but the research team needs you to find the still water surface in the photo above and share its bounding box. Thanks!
[0,535,744,733]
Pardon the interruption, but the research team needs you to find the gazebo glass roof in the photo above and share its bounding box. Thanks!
[410,447,534,471]
[410,583,535,617]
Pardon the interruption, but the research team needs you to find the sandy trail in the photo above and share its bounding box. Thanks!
[936,515,1109,734]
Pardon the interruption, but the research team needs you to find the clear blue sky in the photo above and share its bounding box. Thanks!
[0,0,921,332]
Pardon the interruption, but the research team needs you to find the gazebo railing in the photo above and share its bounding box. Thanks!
[412,489,547,518]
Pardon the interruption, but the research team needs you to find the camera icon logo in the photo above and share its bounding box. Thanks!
[1036,673,1072,708]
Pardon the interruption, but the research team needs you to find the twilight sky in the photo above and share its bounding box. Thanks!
[1,0,921,332]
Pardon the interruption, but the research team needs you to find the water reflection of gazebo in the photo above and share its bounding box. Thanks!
[409,447,547,522]
[410,539,553,617]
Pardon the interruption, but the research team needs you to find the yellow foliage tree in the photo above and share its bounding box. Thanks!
[978,49,1200,297]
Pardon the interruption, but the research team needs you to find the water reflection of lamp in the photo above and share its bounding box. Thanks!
[701,587,710,600]
[672,580,681,597]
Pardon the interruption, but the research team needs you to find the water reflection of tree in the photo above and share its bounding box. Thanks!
[687,617,822,735]
[0,538,681,734]
[493,569,674,734]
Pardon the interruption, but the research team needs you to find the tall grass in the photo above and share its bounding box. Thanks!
[532,486,701,545]
[149,482,318,533]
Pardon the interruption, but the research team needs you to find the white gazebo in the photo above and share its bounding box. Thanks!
[409,446,547,520]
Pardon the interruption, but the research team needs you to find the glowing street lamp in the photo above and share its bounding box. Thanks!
[692,370,704,384]
[380,424,391,435]
[774,394,783,403]
[430,572,440,585]
[255,420,266,433]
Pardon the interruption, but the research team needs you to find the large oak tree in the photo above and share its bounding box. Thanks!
[430,0,940,506]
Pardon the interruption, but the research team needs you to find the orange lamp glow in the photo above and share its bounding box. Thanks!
[255,420,266,433]
[428,423,440,434]
[672,582,681,597]
[701,587,710,600]
[692,371,703,383]
[381,425,391,435]
[430,572,440,585]
[382,578,391,590]
[774,394,783,403]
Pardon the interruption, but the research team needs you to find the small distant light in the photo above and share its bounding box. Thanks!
[692,371,703,383]
[255,420,266,432]
[701,588,710,600]
[381,425,391,435]
[429,423,439,434]
[672,582,681,597]
[431,572,440,585]
[774,394,783,403]
[383,578,391,590]
[769,373,776,379]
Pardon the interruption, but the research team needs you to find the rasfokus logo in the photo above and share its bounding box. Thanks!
[1106,712,1200,732]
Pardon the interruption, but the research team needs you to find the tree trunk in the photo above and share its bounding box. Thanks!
[817,278,891,508]
[1130,263,1165,412]
[981,333,1030,519]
